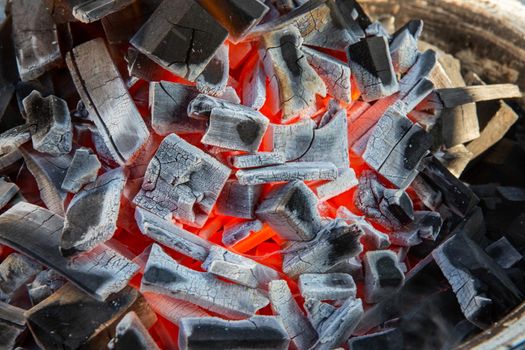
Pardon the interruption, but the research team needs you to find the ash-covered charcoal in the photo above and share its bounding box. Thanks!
[0,301,26,350]
[315,168,358,202]
[272,119,316,161]
[178,316,290,350]
[282,219,363,278]
[188,93,254,120]
[25,284,156,350]
[141,244,269,318]
[11,0,61,81]
[381,188,415,225]
[0,126,31,171]
[348,328,403,350]
[410,175,443,211]
[390,20,424,74]
[485,237,522,269]
[66,38,150,166]
[134,134,231,228]
[108,311,160,350]
[222,219,263,247]
[196,0,269,42]
[432,234,523,329]
[0,202,139,301]
[347,36,399,102]
[202,245,279,289]
[398,49,437,96]
[242,61,267,111]
[268,279,318,349]
[299,273,356,301]
[256,180,322,241]
[364,250,405,304]
[196,44,229,96]
[22,91,72,156]
[72,0,135,23]
[436,84,522,108]
[135,208,211,262]
[230,152,286,169]
[390,211,443,247]
[0,178,19,210]
[304,298,337,331]
[130,0,228,82]
[304,46,352,103]
[216,180,262,219]
[27,269,66,306]
[144,293,210,326]
[150,81,206,136]
[260,25,326,121]
[61,148,101,194]
[337,206,391,250]
[0,253,42,303]
[60,168,127,256]
[126,48,166,82]
[237,161,338,185]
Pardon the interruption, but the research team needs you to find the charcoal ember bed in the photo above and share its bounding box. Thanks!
[0,0,524,349]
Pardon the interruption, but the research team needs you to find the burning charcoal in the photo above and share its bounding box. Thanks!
[61,168,127,256]
[216,180,262,219]
[20,146,70,215]
[25,284,156,350]
[188,93,255,120]
[126,48,166,82]
[436,84,522,108]
[304,298,337,331]
[72,0,135,23]
[0,126,30,170]
[222,219,263,247]
[348,328,404,350]
[130,0,228,81]
[432,234,523,329]
[315,168,358,201]
[283,219,363,278]
[11,0,61,81]
[0,253,42,303]
[219,86,241,104]
[390,20,423,74]
[337,206,390,250]
[150,81,206,136]
[237,161,338,185]
[410,175,442,211]
[108,311,160,350]
[230,152,286,169]
[272,119,316,161]
[485,237,522,269]
[0,178,18,210]
[61,148,101,193]
[390,211,443,247]
[22,91,72,156]
[27,270,66,305]
[0,301,25,350]
[201,106,269,152]
[256,180,322,241]
[144,293,209,326]
[141,244,269,318]
[242,61,266,110]
[299,273,356,301]
[381,188,414,225]
[364,250,405,304]
[304,46,352,103]
[398,49,437,96]
[196,44,229,96]
[178,316,290,350]
[268,280,318,349]
[347,36,399,102]
[134,134,231,227]
[202,245,279,289]
[0,202,139,301]
[135,208,211,262]
[260,25,326,121]
[66,38,150,166]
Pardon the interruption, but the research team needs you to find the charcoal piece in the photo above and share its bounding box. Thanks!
[304,298,337,331]
[133,134,231,228]
[299,273,356,301]
[150,81,206,135]
[389,20,423,74]
[20,146,70,215]
[144,293,209,326]
[304,46,352,103]
[364,250,405,304]
[141,244,269,318]
[347,36,399,102]
[216,180,262,219]
[130,0,228,82]
[0,301,25,350]
[61,148,101,193]
[419,156,479,217]
[127,48,166,82]
[135,207,211,262]
[485,237,522,269]
[237,161,338,185]
[27,270,66,305]
[337,207,390,250]
[256,180,322,241]
[282,219,363,278]
[196,44,229,96]
[268,280,318,349]
[432,234,523,329]
[61,168,127,256]
[108,311,160,350]
[410,175,442,211]
[0,202,139,301]
[26,284,156,350]
[437,84,522,108]
[201,107,269,152]
[179,316,290,350]
[398,50,437,96]
[22,91,72,156]
[390,211,443,247]
[242,61,266,110]
[272,119,316,161]
[437,144,473,178]
[12,0,61,81]
[348,328,403,350]
[260,25,326,121]
[0,178,19,210]
[0,253,42,303]
[202,245,279,289]
[66,38,150,166]
[315,168,358,201]
[381,188,414,225]
[230,152,286,169]
[222,219,263,247]
[218,86,241,104]
[0,126,32,170]
[188,93,256,120]
[72,0,135,23]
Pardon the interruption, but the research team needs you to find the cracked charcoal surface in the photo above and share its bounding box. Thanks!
[61,148,101,193]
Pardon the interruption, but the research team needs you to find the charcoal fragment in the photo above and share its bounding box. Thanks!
[196,44,229,96]
[337,206,391,250]
[485,237,522,269]
[230,152,286,169]
[0,301,25,350]
[72,0,135,23]
[222,219,263,247]
[381,188,414,225]
[0,178,19,210]
[299,273,356,301]
[315,168,358,201]
[0,253,42,303]
[364,250,405,304]
[237,161,338,185]
[61,148,101,193]
[216,180,262,219]
[390,20,423,74]
[108,311,160,350]
[27,270,66,306]
[390,211,443,247]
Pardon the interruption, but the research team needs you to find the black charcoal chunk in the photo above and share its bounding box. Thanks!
[299,273,356,301]
[61,148,101,193]
[72,0,135,23]
[381,188,414,225]
[337,206,391,250]
[348,328,403,350]
[108,311,160,350]
[126,48,166,82]
[364,250,405,304]
[390,211,443,247]
[216,180,262,219]
[485,237,522,269]
[0,253,42,303]
[237,161,338,185]
[196,44,229,96]
[27,270,66,306]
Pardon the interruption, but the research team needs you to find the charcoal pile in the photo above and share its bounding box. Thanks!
[0,0,524,349]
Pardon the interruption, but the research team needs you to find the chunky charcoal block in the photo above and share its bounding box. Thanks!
[337,206,391,250]
[237,161,338,185]
[364,250,405,303]
[61,148,101,193]
[196,44,229,96]
[222,219,263,247]
[299,273,356,301]
[390,211,443,247]
[216,180,263,219]
[108,311,160,350]
[230,152,286,169]
[0,301,25,349]
[27,270,66,305]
